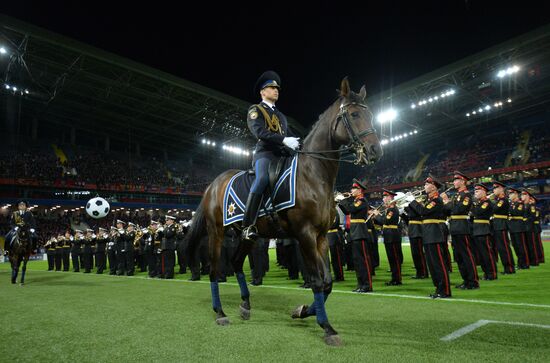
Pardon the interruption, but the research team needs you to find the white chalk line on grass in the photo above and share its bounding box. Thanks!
[7,268,550,310]
[440,319,550,341]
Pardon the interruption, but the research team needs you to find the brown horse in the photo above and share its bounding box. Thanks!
[185,78,382,345]
[8,227,33,285]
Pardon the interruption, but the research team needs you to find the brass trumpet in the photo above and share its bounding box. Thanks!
[334,191,352,201]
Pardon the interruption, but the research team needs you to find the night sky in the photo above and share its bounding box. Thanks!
[2,1,550,127]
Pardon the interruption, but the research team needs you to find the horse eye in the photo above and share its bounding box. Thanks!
[351,112,359,118]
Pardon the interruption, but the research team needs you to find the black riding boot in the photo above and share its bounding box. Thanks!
[241,193,263,243]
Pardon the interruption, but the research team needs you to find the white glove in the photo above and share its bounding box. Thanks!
[405,193,415,203]
[14,226,19,231]
[282,137,300,150]
[92,234,97,239]
[335,194,346,202]
[157,227,164,232]
[118,229,125,234]
[30,228,35,233]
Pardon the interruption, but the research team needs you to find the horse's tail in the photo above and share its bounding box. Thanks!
[184,201,207,269]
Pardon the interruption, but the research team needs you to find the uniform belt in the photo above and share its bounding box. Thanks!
[368,229,373,233]
[350,219,365,223]
[522,218,527,221]
[408,221,422,225]
[327,229,338,233]
[422,219,445,224]
[474,219,490,224]
[510,216,524,220]
[534,221,540,224]
[383,225,399,229]
[493,215,508,219]
[450,215,469,220]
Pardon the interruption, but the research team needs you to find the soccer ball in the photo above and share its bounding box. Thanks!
[85,197,110,219]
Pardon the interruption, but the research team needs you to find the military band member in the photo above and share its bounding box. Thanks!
[522,190,539,267]
[161,216,177,279]
[176,220,187,274]
[337,178,373,293]
[124,222,136,276]
[508,188,530,269]
[115,220,127,276]
[71,230,83,272]
[371,189,402,285]
[95,227,108,274]
[54,233,64,271]
[45,237,56,271]
[472,184,497,280]
[403,202,428,279]
[137,226,148,273]
[441,171,478,289]
[82,229,95,273]
[327,210,345,282]
[62,231,72,271]
[149,220,163,278]
[534,203,545,264]
[407,176,451,298]
[491,181,515,274]
[107,227,118,275]
[4,200,37,256]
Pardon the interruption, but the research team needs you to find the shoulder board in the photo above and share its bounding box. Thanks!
[497,200,504,207]
[354,200,362,207]
[462,197,470,206]
[481,202,489,209]
[386,211,393,219]
[518,205,523,210]
[426,201,435,209]
[531,206,536,213]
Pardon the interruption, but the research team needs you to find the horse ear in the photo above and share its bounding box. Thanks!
[340,77,350,97]
[359,85,367,100]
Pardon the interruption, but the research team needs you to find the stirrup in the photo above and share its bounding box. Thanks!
[242,225,258,242]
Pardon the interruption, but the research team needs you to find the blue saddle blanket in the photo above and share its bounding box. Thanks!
[223,156,298,226]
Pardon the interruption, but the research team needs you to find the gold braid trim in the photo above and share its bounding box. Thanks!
[256,104,282,134]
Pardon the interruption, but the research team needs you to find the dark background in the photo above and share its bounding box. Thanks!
[2,0,550,126]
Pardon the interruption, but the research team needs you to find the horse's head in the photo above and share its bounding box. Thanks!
[332,77,382,165]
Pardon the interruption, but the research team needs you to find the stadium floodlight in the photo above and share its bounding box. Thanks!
[4,84,9,89]
[497,65,520,78]
[411,104,416,109]
[0,47,6,54]
[377,109,397,123]
[507,98,512,103]
[484,105,491,110]
[212,142,216,147]
[24,89,29,94]
[12,87,16,91]
[413,130,418,134]
[466,113,470,117]
[202,139,206,144]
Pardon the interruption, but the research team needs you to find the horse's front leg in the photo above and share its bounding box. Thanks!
[20,257,29,285]
[292,229,341,346]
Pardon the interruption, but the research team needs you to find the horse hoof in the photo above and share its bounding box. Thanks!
[216,317,230,326]
[19,283,24,287]
[11,280,16,284]
[240,306,251,320]
[324,334,342,347]
[291,305,309,319]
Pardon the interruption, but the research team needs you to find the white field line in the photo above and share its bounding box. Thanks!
[6,268,550,309]
[441,319,550,341]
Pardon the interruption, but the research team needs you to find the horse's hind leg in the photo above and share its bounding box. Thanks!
[11,260,19,284]
[231,238,253,320]
[208,224,229,326]
[293,230,341,346]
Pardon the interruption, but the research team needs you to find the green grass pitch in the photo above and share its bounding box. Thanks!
[1,243,549,362]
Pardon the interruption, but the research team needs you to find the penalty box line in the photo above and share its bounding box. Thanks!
[11,269,550,310]
[440,319,550,341]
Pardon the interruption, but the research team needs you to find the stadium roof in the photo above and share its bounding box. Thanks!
[0,14,305,160]
[366,23,550,147]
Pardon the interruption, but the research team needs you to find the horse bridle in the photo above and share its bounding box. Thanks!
[297,100,377,165]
